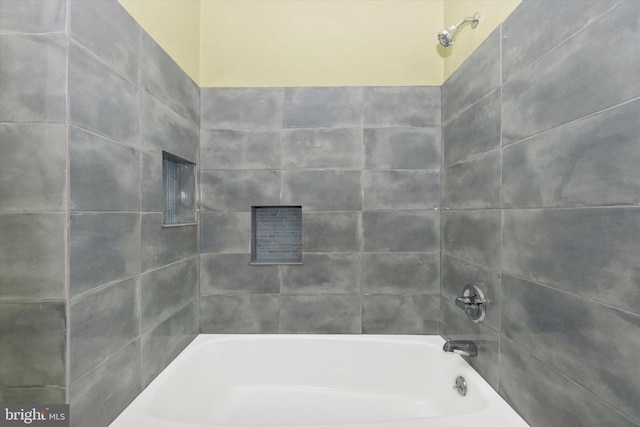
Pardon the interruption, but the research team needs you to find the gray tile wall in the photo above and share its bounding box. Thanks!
[441,1,640,426]
[67,1,199,426]
[0,0,67,405]
[1,1,199,426]
[200,86,441,334]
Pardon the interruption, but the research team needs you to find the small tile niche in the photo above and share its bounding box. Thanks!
[162,151,196,226]
[251,206,302,264]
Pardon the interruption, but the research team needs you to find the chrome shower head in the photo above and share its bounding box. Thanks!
[438,12,480,47]
[438,26,458,48]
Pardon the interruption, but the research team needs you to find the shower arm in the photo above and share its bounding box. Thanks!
[454,12,480,30]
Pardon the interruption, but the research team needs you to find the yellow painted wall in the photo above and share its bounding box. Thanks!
[118,0,201,84]
[199,1,443,87]
[442,0,521,81]
[118,0,522,87]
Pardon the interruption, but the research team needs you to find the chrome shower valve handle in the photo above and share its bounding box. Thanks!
[454,284,487,323]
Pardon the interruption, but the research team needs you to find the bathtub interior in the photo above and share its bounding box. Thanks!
[132,335,491,426]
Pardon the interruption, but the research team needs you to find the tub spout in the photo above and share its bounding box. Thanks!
[443,339,478,357]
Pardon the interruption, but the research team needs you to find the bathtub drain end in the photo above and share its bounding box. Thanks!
[453,376,468,396]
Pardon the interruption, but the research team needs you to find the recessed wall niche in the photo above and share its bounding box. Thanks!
[162,151,196,225]
[251,206,302,264]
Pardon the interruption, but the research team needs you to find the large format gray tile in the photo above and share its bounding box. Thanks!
[201,87,283,129]
[69,340,141,427]
[141,32,199,125]
[362,171,439,210]
[200,170,281,212]
[502,274,640,422]
[362,253,439,295]
[279,295,361,334]
[442,210,501,269]
[283,87,362,128]
[282,128,362,169]
[442,150,501,209]
[141,213,197,272]
[502,0,623,83]
[70,0,140,83]
[362,294,439,334]
[364,127,441,170]
[502,208,640,315]
[141,257,198,332]
[200,212,250,254]
[0,387,66,405]
[442,88,500,166]
[302,212,360,252]
[442,28,501,122]
[499,336,637,427]
[441,255,501,332]
[142,92,198,163]
[200,254,280,294]
[0,213,65,300]
[0,302,66,388]
[0,0,66,33]
[362,211,439,252]
[440,299,499,388]
[70,127,140,211]
[70,278,140,381]
[282,171,361,211]
[200,295,279,333]
[503,100,640,208]
[201,129,281,170]
[502,0,640,144]
[69,41,139,145]
[281,254,360,294]
[0,34,66,123]
[141,151,163,213]
[363,87,441,127]
[0,124,66,212]
[70,213,140,297]
[141,301,197,387]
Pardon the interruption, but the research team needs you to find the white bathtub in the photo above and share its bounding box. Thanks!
[111,335,529,427]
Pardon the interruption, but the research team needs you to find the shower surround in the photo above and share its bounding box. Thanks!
[199,86,442,334]
[1,0,199,425]
[440,1,640,426]
[1,1,639,427]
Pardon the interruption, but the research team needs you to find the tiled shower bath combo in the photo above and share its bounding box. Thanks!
[0,0,639,426]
